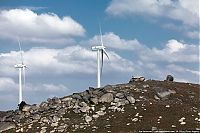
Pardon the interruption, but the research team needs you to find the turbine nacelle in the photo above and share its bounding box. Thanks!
[14,64,27,68]
[91,45,106,51]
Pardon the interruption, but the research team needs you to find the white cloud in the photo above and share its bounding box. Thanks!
[106,0,199,39]
[106,0,198,27]
[165,39,185,53]
[0,9,85,44]
[89,33,198,63]
[89,32,143,51]
[144,39,199,63]
[185,31,199,39]
[0,45,135,78]
[0,77,17,91]
[42,84,67,92]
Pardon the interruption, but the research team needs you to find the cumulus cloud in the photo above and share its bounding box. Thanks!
[106,0,198,27]
[89,33,198,63]
[0,77,17,91]
[0,45,135,78]
[89,32,143,51]
[106,0,199,39]
[185,31,199,39]
[0,9,85,44]
[142,39,199,63]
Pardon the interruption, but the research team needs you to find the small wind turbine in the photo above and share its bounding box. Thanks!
[92,25,109,88]
[14,39,27,104]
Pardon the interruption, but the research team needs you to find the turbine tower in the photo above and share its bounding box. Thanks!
[14,39,27,104]
[92,25,109,88]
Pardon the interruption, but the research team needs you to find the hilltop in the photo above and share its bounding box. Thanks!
[0,78,199,133]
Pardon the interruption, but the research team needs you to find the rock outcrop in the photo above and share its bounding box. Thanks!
[0,79,199,133]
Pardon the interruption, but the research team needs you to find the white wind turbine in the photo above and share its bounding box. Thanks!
[14,39,27,104]
[92,26,109,88]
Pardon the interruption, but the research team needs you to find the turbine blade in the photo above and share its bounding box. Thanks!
[103,48,109,60]
[99,24,104,46]
[17,39,24,64]
[101,50,103,77]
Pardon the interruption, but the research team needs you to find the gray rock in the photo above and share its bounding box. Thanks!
[22,105,31,112]
[52,97,61,104]
[88,87,95,93]
[103,85,115,93]
[32,114,41,120]
[90,97,98,104]
[52,115,60,123]
[57,108,66,115]
[0,122,15,132]
[82,95,90,103]
[79,102,87,107]
[85,115,92,123]
[114,98,120,103]
[73,108,80,114]
[129,76,145,82]
[116,100,128,107]
[80,106,90,113]
[72,94,82,100]
[41,117,50,123]
[155,87,176,99]
[61,97,72,102]
[116,93,124,98]
[99,93,114,103]
[29,105,40,113]
[57,124,68,131]
[126,96,136,104]
[40,102,48,108]
[51,122,58,127]
[79,91,89,97]
[166,75,174,81]
[96,111,106,116]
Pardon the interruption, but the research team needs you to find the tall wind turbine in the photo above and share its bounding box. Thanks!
[14,39,27,104]
[92,25,109,88]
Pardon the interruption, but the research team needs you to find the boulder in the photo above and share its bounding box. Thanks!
[18,101,27,111]
[52,97,61,104]
[116,93,125,98]
[32,114,41,120]
[129,76,145,83]
[90,97,99,104]
[80,106,90,113]
[154,87,176,100]
[166,75,174,81]
[99,93,114,103]
[61,97,72,102]
[72,94,82,100]
[22,105,32,112]
[0,122,15,132]
[126,96,136,104]
[85,115,92,123]
[103,85,115,93]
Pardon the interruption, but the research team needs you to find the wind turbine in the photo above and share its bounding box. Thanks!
[14,39,27,104]
[92,25,109,88]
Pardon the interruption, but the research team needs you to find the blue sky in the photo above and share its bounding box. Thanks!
[0,0,199,110]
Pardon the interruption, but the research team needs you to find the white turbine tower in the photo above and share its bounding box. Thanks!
[14,39,27,104]
[92,25,109,88]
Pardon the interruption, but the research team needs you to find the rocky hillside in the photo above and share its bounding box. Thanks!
[0,79,199,133]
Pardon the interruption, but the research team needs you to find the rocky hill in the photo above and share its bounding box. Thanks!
[0,79,199,133]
